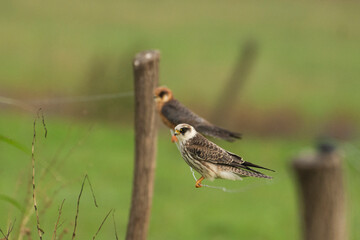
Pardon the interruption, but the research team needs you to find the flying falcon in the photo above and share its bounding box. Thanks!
[173,123,274,188]
[154,86,241,142]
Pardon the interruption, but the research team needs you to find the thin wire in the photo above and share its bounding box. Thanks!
[0,91,134,112]
[0,96,36,112]
[30,91,133,105]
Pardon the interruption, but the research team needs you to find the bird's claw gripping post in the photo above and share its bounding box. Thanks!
[195,176,204,188]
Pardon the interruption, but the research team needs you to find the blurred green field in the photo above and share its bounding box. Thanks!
[0,112,360,239]
[1,0,360,239]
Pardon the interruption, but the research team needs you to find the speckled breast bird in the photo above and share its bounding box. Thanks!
[154,86,241,142]
[173,123,274,188]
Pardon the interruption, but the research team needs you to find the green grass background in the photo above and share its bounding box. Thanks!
[1,0,360,239]
[0,113,360,239]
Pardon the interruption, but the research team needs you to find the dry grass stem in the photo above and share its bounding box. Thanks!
[38,110,47,138]
[32,113,44,240]
[17,195,34,240]
[1,219,16,240]
[52,199,65,240]
[72,175,98,240]
[0,228,7,240]
[92,209,113,240]
[39,184,67,216]
[113,211,119,240]
[57,227,69,240]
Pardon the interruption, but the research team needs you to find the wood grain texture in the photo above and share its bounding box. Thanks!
[292,145,347,240]
[126,50,160,240]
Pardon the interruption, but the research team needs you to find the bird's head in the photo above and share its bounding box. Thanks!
[174,123,197,142]
[154,86,173,103]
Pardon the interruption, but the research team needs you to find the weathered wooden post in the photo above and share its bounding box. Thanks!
[292,143,347,240]
[126,50,160,240]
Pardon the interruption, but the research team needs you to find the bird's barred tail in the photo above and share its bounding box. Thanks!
[234,168,273,179]
[196,125,242,142]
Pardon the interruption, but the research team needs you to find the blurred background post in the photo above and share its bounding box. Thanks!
[292,143,347,240]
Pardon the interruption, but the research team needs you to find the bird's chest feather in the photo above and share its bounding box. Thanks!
[180,142,218,180]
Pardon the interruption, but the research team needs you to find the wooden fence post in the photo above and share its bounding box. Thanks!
[211,40,257,124]
[126,50,160,240]
[292,143,347,240]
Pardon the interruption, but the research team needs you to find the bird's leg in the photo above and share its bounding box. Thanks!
[195,176,204,188]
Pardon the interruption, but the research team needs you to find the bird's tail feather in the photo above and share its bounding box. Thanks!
[233,167,273,179]
[226,151,275,173]
[242,161,275,172]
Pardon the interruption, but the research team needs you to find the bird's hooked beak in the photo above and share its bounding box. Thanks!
[171,129,180,143]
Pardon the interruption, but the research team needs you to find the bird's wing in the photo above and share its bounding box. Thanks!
[161,100,208,127]
[185,134,245,166]
[186,134,274,173]
[161,100,241,142]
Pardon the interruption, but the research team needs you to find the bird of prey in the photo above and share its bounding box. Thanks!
[154,86,241,142]
[173,123,274,188]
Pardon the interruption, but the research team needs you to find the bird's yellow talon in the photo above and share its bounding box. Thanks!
[195,176,204,188]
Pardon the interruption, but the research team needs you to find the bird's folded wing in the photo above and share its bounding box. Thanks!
[186,136,273,175]
[186,137,244,166]
[161,100,207,126]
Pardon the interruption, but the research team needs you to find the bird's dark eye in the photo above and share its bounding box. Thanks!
[180,128,188,134]
[159,91,167,98]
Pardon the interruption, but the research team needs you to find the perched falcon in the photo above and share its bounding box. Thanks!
[154,86,241,142]
[173,123,274,188]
